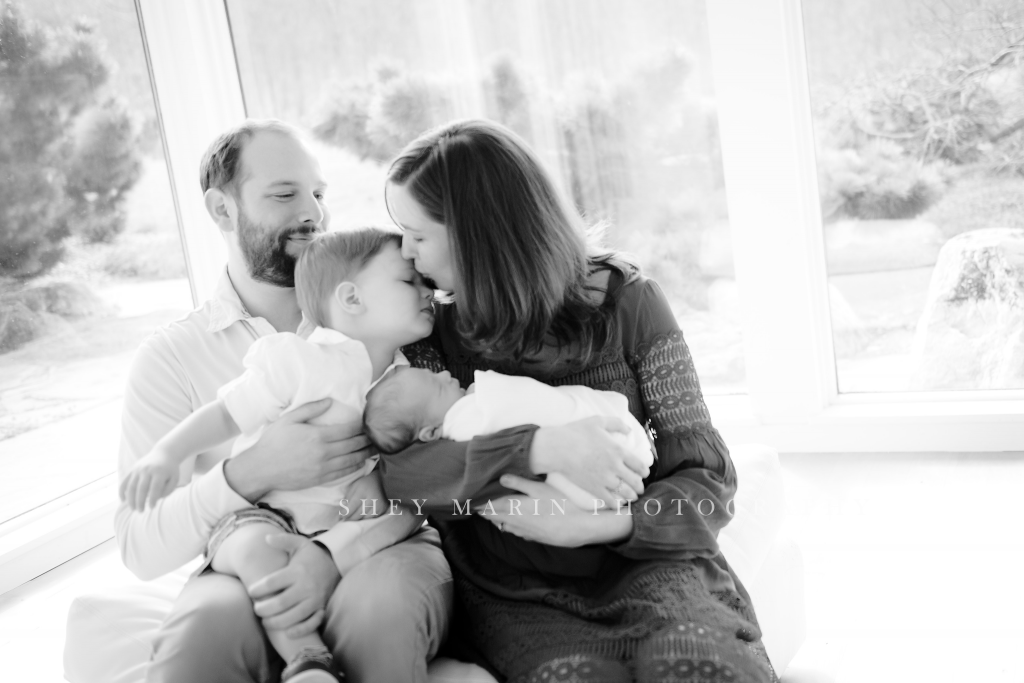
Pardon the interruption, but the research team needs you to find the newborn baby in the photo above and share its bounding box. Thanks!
[363,367,653,509]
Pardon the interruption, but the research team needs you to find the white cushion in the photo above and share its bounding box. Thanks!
[64,442,801,682]
[718,443,787,589]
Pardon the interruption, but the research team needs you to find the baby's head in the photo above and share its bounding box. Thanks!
[364,366,467,454]
[295,227,435,347]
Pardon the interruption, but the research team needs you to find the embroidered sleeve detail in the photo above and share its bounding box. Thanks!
[631,329,712,436]
[402,339,447,373]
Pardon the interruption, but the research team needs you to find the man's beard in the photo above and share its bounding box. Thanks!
[236,206,315,287]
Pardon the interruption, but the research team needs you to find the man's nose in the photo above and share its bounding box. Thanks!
[298,192,325,226]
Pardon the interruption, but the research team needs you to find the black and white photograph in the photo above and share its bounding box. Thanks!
[0,1,1022,681]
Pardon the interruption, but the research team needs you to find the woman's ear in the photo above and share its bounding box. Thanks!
[204,188,236,234]
[417,424,443,443]
[334,282,362,314]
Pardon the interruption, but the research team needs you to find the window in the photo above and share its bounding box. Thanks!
[226,0,746,395]
[7,0,1022,596]
[802,0,1024,393]
[0,2,190,528]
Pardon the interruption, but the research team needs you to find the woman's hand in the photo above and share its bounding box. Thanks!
[478,475,633,547]
[530,416,649,508]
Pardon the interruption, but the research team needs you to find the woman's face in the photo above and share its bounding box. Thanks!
[387,182,456,292]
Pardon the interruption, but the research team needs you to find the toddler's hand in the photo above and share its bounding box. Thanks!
[119,450,178,511]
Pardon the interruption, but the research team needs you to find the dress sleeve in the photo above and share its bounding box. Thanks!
[380,336,537,515]
[377,428,538,517]
[607,279,737,561]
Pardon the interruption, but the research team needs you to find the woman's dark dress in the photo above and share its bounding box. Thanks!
[380,271,777,683]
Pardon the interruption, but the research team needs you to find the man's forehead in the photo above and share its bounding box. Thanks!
[238,130,324,186]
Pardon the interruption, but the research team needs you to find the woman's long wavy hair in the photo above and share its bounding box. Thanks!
[386,119,636,365]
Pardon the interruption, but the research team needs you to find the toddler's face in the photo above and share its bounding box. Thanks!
[353,242,435,347]
[389,367,466,427]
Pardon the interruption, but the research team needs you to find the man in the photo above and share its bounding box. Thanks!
[115,119,452,683]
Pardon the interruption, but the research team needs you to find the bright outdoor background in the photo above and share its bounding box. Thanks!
[803,0,1024,393]
[0,0,189,525]
[2,0,1022,527]
[227,0,748,396]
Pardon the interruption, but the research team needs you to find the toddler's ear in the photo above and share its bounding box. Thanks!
[417,424,443,443]
[334,282,362,313]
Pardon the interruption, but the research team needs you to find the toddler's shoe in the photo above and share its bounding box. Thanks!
[282,647,344,682]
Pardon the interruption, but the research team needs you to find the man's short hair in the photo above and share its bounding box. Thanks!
[199,119,302,196]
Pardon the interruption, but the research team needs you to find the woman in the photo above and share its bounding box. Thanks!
[378,119,775,683]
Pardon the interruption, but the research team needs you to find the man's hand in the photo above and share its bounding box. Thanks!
[225,398,373,502]
[248,533,341,638]
[119,450,178,510]
[530,416,649,508]
[479,475,634,547]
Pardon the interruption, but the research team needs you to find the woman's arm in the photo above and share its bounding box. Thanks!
[487,279,737,556]
[377,427,538,516]
[605,278,736,560]
[382,331,653,515]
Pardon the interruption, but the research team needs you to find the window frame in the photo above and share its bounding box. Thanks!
[145,0,1024,453]
[703,0,1024,452]
[0,0,245,595]
[4,0,1021,597]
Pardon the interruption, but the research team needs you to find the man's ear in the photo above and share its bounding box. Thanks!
[204,188,237,234]
[417,424,443,443]
[334,281,362,314]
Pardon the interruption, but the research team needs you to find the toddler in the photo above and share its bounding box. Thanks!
[119,227,436,683]
[364,366,654,510]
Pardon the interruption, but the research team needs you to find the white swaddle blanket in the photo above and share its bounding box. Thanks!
[441,370,654,509]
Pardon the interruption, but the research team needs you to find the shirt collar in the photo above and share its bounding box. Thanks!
[307,327,410,391]
[206,268,315,337]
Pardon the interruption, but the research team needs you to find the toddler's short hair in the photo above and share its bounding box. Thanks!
[364,372,418,455]
[295,227,402,327]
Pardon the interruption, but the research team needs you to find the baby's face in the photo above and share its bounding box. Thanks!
[389,366,466,426]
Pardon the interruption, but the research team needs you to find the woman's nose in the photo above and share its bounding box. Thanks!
[401,235,416,259]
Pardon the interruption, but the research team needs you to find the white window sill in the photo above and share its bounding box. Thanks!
[0,476,116,596]
[708,393,1024,453]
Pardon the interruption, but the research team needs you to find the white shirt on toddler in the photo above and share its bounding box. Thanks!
[218,326,406,534]
[441,370,653,510]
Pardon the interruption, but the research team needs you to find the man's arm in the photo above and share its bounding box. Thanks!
[120,399,241,510]
[117,332,375,580]
[115,334,253,580]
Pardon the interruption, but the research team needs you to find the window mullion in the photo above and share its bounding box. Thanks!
[706,0,833,424]
[138,0,244,305]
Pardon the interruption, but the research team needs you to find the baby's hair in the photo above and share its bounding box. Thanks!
[295,227,402,327]
[364,372,418,455]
